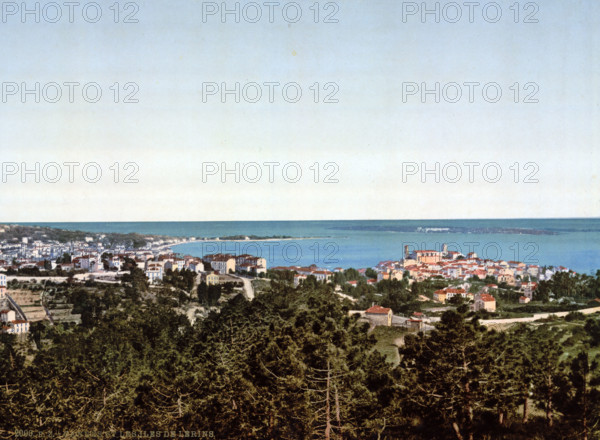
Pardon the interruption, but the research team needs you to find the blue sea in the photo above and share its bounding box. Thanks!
[21,219,600,275]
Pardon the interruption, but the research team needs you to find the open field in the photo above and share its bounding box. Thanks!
[372,326,409,366]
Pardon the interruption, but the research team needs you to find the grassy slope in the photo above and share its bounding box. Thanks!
[372,326,408,366]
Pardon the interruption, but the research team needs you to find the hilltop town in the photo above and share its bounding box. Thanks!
[274,243,568,288]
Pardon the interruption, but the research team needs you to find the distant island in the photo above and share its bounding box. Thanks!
[330,225,559,235]
[208,234,293,240]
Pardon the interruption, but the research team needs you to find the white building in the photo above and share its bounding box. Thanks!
[206,255,236,274]
[0,274,7,299]
[238,263,267,275]
[311,270,334,283]
[1,307,30,334]
[4,320,30,334]
[186,260,204,273]
[0,309,16,323]
[145,262,164,284]
[76,256,91,270]
[294,274,307,287]
[471,293,497,312]
[235,255,267,270]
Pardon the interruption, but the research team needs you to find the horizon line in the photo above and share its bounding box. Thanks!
[5,217,600,224]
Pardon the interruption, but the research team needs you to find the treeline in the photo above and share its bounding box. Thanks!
[162,268,197,292]
[400,310,600,439]
[1,281,600,439]
[535,270,600,302]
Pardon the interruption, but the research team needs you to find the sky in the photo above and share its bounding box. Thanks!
[0,0,598,221]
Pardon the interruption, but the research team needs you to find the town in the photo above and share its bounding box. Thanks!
[1,223,590,335]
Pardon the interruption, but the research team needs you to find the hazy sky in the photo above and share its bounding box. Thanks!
[0,0,598,221]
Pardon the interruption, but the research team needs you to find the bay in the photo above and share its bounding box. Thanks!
[21,219,600,275]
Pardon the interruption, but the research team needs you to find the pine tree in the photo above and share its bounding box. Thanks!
[530,327,563,427]
[555,351,600,440]
[399,311,489,440]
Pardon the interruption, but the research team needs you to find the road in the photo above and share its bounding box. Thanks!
[7,271,126,284]
[481,306,600,325]
[334,290,358,303]
[233,275,255,300]
[7,275,68,282]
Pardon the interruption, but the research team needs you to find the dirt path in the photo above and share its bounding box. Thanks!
[481,306,600,326]
[231,275,255,300]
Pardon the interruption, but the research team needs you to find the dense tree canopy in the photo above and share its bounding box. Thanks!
[1,279,600,439]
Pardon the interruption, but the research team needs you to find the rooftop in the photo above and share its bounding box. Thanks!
[365,305,391,315]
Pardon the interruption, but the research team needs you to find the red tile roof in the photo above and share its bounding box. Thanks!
[365,305,391,315]
[479,294,496,302]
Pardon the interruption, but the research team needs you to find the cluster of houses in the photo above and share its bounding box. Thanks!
[386,244,570,285]
[0,250,270,332]
[275,246,564,296]
[272,245,551,295]
[0,273,30,334]
[0,240,269,285]
[431,280,539,309]
[144,253,267,284]
[432,285,499,312]
[365,246,564,303]
[0,227,192,273]
[0,234,74,265]
[204,253,267,276]
[270,245,566,319]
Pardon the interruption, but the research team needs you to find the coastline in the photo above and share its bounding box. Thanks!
[163,236,331,251]
[4,221,600,273]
